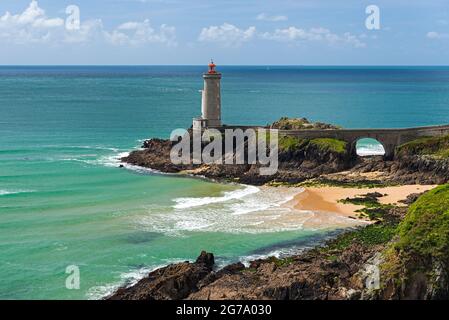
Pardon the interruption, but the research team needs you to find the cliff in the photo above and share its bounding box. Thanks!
[380,185,449,299]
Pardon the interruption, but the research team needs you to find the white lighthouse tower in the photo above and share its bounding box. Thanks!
[193,60,222,129]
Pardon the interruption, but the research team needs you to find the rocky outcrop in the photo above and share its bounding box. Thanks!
[188,242,379,300]
[108,251,214,300]
[317,155,449,186]
[123,135,355,185]
[123,136,449,186]
[270,117,341,130]
[107,242,382,300]
[391,154,449,185]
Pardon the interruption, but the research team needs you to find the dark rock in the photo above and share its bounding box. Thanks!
[123,135,355,185]
[365,192,383,199]
[195,251,214,268]
[399,192,425,205]
[107,251,215,300]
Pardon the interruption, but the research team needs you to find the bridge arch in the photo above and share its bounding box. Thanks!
[354,138,386,157]
[349,135,395,160]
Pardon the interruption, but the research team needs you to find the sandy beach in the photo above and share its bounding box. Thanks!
[288,185,437,228]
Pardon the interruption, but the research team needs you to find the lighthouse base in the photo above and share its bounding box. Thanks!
[193,118,222,130]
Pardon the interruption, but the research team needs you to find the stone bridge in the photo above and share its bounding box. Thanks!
[279,124,449,159]
[220,124,449,159]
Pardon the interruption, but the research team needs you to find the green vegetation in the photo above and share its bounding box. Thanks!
[340,195,381,208]
[277,135,347,154]
[381,184,449,295]
[266,256,295,267]
[397,134,449,159]
[356,205,395,221]
[324,224,398,252]
[319,192,401,255]
[394,184,449,260]
[339,194,394,221]
[278,136,307,151]
[310,138,347,154]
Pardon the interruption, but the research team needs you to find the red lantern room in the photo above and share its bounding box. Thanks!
[208,59,217,74]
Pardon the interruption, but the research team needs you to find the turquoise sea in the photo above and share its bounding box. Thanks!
[1,66,449,299]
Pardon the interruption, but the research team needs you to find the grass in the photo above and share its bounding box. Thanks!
[326,224,398,251]
[397,134,449,159]
[381,184,449,293]
[310,138,347,154]
[394,184,449,260]
[277,136,347,154]
[278,136,307,152]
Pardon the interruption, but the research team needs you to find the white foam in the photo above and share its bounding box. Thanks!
[138,186,307,236]
[77,151,165,176]
[357,144,386,156]
[173,185,260,209]
[88,151,130,167]
[0,189,34,196]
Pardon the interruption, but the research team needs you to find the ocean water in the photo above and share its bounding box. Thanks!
[1,66,449,299]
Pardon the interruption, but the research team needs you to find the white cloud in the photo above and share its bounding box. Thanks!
[0,0,64,44]
[256,13,288,22]
[198,23,256,47]
[426,31,449,39]
[0,1,176,46]
[261,26,366,48]
[64,19,104,44]
[105,19,177,46]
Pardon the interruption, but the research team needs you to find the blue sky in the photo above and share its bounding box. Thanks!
[0,0,448,65]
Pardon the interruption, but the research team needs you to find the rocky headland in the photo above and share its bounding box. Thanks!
[123,118,449,186]
[114,118,449,300]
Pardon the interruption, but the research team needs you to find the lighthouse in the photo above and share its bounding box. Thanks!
[193,60,222,129]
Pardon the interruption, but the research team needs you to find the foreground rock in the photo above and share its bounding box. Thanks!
[108,243,379,300]
[108,251,214,300]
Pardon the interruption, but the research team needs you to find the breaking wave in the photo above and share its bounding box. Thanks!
[0,189,35,196]
[138,186,307,235]
[173,185,260,209]
[357,142,386,156]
